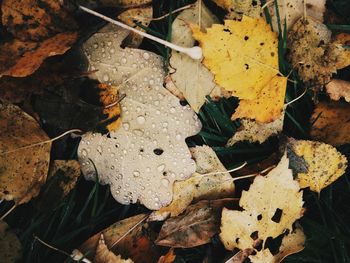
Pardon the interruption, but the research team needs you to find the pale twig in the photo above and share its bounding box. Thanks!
[285,88,307,106]
[0,204,17,220]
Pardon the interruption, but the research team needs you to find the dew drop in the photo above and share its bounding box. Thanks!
[137,115,146,124]
[123,123,130,130]
[97,145,103,154]
[103,74,109,82]
[143,52,150,60]
[80,149,88,157]
[133,171,140,177]
[176,134,182,140]
[161,178,170,187]
[170,107,176,113]
[157,164,165,172]
[121,58,127,63]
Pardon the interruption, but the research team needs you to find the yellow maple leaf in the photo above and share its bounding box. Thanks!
[288,139,348,193]
[232,75,287,122]
[191,16,279,100]
[220,154,303,251]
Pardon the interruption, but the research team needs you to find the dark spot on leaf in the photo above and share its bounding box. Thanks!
[244,36,249,41]
[153,148,164,155]
[271,208,283,223]
[250,231,259,240]
[257,214,262,220]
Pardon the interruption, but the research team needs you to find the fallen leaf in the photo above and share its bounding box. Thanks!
[287,17,342,89]
[310,101,350,146]
[192,16,279,100]
[170,0,220,112]
[157,249,176,263]
[0,220,22,263]
[249,226,305,263]
[325,79,350,102]
[74,0,151,9]
[227,112,284,145]
[35,160,80,213]
[78,25,201,210]
[231,75,287,123]
[333,33,350,69]
[150,145,234,220]
[213,0,262,20]
[79,214,159,263]
[156,199,232,248]
[98,83,122,132]
[287,138,348,193]
[118,6,152,48]
[94,234,134,263]
[220,154,303,251]
[0,100,51,204]
[1,0,76,41]
[268,0,326,32]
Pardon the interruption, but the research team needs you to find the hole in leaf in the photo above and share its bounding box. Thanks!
[244,63,249,70]
[271,208,283,223]
[250,231,259,240]
[153,148,164,155]
[244,36,249,40]
[179,100,188,106]
[257,214,262,220]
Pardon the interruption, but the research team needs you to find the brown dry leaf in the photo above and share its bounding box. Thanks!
[150,146,234,221]
[74,0,151,9]
[1,0,76,41]
[287,138,348,193]
[35,160,80,212]
[94,234,134,263]
[287,17,343,89]
[231,76,287,123]
[157,249,176,263]
[156,199,232,248]
[0,31,78,78]
[249,226,305,263]
[332,33,350,70]
[268,0,326,32]
[117,6,152,48]
[220,154,303,252]
[98,83,122,132]
[213,0,262,20]
[227,112,284,145]
[0,100,51,204]
[310,101,350,145]
[0,220,22,263]
[326,79,350,102]
[79,214,160,263]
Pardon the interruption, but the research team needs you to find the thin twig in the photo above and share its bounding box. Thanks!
[0,204,17,220]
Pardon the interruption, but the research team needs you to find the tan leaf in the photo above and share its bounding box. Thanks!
[0,221,22,263]
[35,160,80,212]
[333,33,350,69]
[157,249,176,263]
[0,101,51,204]
[213,0,262,20]
[150,146,234,221]
[170,0,219,112]
[310,101,350,145]
[75,0,151,8]
[220,154,303,251]
[94,234,134,263]
[156,199,232,248]
[287,138,348,193]
[325,79,350,102]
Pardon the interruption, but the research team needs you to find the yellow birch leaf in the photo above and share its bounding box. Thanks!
[232,75,287,122]
[288,139,348,193]
[191,16,279,100]
[220,154,303,251]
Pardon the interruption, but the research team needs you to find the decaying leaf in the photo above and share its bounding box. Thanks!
[287,138,348,193]
[333,33,350,69]
[326,79,350,102]
[156,199,232,248]
[310,101,350,146]
[74,0,151,9]
[36,160,80,212]
[79,214,159,263]
[1,0,76,41]
[78,25,201,210]
[192,16,279,100]
[170,0,219,112]
[157,249,176,263]
[268,0,326,32]
[0,101,51,204]
[98,83,122,132]
[0,221,22,263]
[227,112,284,145]
[117,5,152,48]
[232,75,287,123]
[249,226,305,263]
[213,0,261,20]
[220,154,303,252]
[150,146,234,220]
[287,17,341,89]
[94,234,134,263]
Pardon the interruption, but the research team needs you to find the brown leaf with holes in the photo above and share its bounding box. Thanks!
[2,0,76,41]
[310,101,350,146]
[0,100,51,204]
[156,199,233,248]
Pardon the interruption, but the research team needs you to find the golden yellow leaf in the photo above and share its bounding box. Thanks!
[288,139,347,193]
[192,16,279,100]
[150,146,234,221]
[0,220,22,263]
[310,101,350,146]
[220,154,303,251]
[0,101,51,204]
[232,75,287,122]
